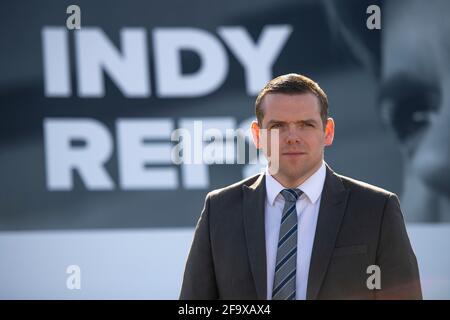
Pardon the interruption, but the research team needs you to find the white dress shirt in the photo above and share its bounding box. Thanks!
[265,160,326,300]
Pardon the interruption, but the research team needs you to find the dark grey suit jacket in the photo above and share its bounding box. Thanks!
[180,164,422,299]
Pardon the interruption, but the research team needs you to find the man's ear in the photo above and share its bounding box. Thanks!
[324,117,335,146]
[251,120,261,149]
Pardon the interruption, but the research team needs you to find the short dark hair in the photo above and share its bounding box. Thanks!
[255,73,329,129]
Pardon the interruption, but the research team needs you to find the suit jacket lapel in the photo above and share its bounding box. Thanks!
[242,173,267,300]
[306,164,350,300]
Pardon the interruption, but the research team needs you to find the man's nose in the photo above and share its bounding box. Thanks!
[285,126,301,144]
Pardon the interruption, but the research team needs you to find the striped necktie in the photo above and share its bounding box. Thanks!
[272,188,303,300]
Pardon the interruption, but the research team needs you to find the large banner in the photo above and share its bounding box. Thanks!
[1,0,384,230]
[0,0,449,298]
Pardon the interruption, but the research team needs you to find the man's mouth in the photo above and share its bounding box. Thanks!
[282,151,306,156]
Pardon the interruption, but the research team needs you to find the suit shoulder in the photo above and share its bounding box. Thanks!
[206,172,263,200]
[336,173,396,198]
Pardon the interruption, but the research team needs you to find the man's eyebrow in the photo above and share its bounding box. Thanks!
[298,119,319,125]
[266,120,287,126]
[378,73,431,103]
[266,119,319,126]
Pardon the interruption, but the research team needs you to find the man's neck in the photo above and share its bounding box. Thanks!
[270,160,323,189]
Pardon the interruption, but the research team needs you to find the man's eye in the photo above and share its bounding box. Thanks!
[380,89,440,142]
[271,124,281,129]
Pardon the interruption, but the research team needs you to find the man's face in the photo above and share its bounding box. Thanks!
[381,0,450,195]
[252,93,334,184]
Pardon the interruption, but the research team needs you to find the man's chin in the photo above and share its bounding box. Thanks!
[276,167,308,182]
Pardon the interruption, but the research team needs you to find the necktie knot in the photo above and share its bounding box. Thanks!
[280,188,303,203]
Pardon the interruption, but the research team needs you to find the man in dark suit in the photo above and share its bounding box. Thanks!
[180,73,422,300]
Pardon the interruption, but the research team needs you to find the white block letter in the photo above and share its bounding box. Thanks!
[75,27,150,97]
[117,119,177,189]
[153,28,228,97]
[44,118,114,190]
[218,25,292,95]
[42,27,71,97]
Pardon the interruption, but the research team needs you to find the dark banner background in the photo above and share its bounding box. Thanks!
[1,0,448,230]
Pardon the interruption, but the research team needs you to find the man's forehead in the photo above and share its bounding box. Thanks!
[262,92,321,115]
[264,92,317,102]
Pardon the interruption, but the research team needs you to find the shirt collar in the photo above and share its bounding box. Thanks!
[265,160,326,206]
